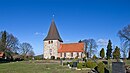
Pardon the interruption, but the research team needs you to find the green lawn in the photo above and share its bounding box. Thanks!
[0,61,88,73]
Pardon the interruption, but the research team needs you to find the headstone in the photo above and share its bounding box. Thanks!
[60,59,63,65]
[73,62,77,67]
[112,62,126,73]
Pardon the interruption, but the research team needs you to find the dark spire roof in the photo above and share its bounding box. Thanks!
[44,19,63,42]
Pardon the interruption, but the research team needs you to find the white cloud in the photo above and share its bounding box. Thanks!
[97,39,108,46]
[34,32,45,36]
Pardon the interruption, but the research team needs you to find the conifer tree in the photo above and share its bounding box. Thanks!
[106,40,112,59]
[113,46,120,59]
[100,48,105,59]
[0,31,6,51]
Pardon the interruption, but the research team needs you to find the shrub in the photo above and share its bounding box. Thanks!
[97,62,105,73]
[51,56,55,60]
[72,58,78,62]
[75,56,78,59]
[34,56,42,60]
[61,57,65,60]
[82,63,86,68]
[77,63,83,69]
[63,62,70,66]
[69,62,73,67]
[86,60,97,68]
[57,57,60,60]
[70,58,74,60]
[63,62,68,65]
[83,57,87,62]
[92,54,97,60]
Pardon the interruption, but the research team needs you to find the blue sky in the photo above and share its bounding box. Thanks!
[0,0,130,56]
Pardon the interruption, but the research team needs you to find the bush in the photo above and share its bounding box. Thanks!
[77,62,86,69]
[34,56,42,60]
[69,62,73,67]
[70,58,74,60]
[57,57,60,60]
[77,63,83,69]
[97,62,105,73]
[75,56,78,59]
[61,57,65,60]
[83,57,87,62]
[51,56,55,60]
[92,54,97,60]
[86,60,97,68]
[63,62,67,65]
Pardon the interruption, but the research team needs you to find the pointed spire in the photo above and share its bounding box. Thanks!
[44,19,63,42]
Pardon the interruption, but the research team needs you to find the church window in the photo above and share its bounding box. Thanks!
[81,52,83,58]
[48,41,50,44]
[64,53,66,57]
[60,53,62,57]
[71,53,73,57]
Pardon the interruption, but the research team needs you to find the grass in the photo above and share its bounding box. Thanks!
[124,59,130,65]
[0,61,88,73]
[0,59,129,73]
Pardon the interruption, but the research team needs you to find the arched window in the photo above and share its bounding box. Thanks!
[60,53,62,57]
[64,53,66,57]
[48,41,50,44]
[71,53,73,57]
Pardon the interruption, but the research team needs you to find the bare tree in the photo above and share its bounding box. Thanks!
[0,31,19,59]
[27,50,35,57]
[82,39,97,58]
[118,24,130,59]
[20,42,33,59]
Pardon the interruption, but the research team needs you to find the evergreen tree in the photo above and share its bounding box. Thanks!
[92,54,97,60]
[113,46,120,59]
[0,31,6,51]
[100,48,105,59]
[106,40,112,59]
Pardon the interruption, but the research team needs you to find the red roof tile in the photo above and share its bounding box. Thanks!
[58,43,84,53]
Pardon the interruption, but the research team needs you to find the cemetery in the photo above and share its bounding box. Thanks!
[0,1,130,73]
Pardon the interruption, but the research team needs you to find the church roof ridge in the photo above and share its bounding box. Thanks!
[44,19,63,42]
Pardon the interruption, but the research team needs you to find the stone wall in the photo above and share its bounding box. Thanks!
[44,40,61,59]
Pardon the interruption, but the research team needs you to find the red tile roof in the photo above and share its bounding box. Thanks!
[58,43,84,53]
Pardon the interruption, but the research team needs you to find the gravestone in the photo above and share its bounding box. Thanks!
[112,62,125,73]
[60,59,63,65]
[73,62,77,67]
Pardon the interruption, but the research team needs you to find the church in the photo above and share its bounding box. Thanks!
[43,19,85,59]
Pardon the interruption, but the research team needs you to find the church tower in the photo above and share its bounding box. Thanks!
[43,19,63,59]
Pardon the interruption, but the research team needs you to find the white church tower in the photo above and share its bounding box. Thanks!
[43,19,63,59]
